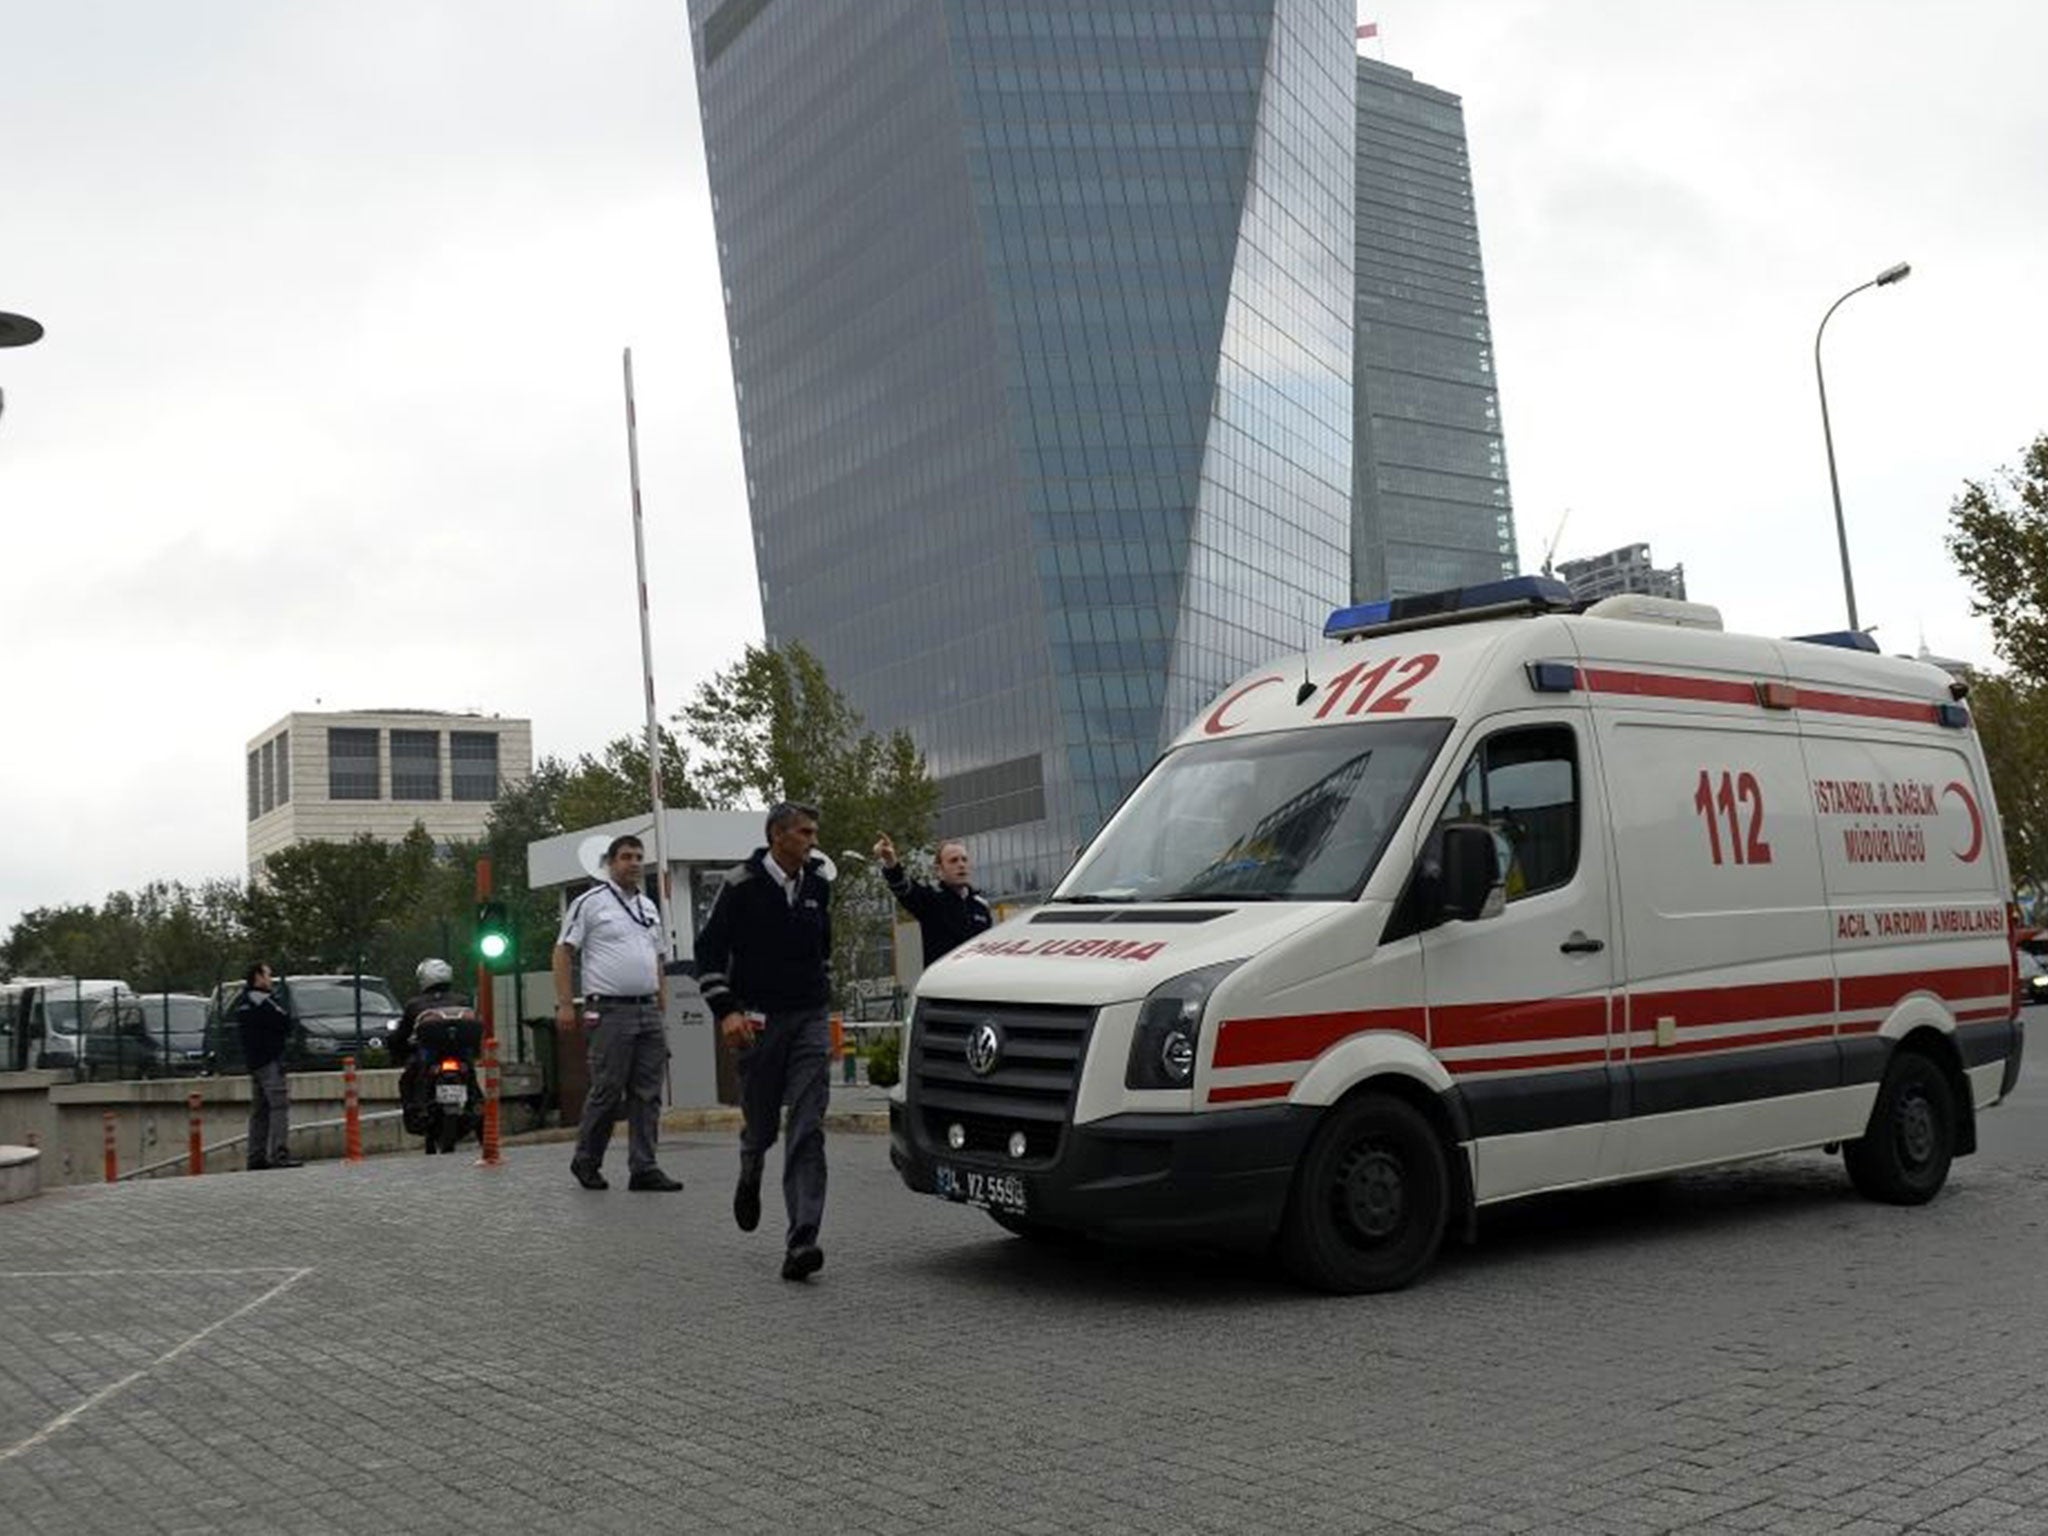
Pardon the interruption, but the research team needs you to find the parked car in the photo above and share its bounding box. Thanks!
[81,992,213,1079]
[206,975,403,1071]
[2020,950,2048,1007]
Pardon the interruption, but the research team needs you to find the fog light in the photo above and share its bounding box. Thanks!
[947,1122,966,1150]
[1008,1131,1027,1159]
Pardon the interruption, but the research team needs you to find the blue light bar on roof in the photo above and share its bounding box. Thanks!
[1789,630,1881,653]
[1326,575,1577,641]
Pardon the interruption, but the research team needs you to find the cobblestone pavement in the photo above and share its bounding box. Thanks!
[3,1053,2045,1535]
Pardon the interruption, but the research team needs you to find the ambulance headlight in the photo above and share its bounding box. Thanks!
[1126,961,1242,1090]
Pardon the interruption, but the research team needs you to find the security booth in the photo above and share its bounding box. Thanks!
[526,809,764,1111]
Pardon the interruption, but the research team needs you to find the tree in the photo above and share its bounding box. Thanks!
[1964,673,2048,903]
[681,641,939,1005]
[1947,433,2048,678]
[243,832,432,976]
[1,880,246,994]
[557,728,704,831]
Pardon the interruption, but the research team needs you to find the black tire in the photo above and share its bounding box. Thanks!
[435,1114,461,1154]
[1844,1048,1956,1205]
[1278,1092,1450,1294]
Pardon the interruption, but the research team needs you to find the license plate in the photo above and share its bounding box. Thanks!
[435,1083,467,1108]
[933,1163,1027,1215]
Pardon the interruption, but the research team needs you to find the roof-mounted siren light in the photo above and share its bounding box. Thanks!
[1788,630,1881,653]
[1581,595,1725,631]
[1325,575,1577,643]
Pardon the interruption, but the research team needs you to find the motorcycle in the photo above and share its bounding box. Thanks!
[401,1013,482,1154]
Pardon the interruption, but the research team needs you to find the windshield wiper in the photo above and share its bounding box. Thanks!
[1159,890,1283,902]
[1049,892,1136,905]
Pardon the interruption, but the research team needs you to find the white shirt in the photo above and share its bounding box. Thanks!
[765,854,803,906]
[558,880,663,998]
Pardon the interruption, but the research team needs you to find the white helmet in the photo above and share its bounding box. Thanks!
[416,958,454,990]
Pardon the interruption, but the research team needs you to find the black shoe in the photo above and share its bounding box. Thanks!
[570,1156,609,1190]
[245,1157,270,1172]
[780,1244,824,1282]
[269,1155,304,1169]
[628,1168,683,1192]
[733,1178,761,1232]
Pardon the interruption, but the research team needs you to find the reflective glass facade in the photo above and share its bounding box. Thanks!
[689,0,1354,898]
[1353,58,1516,600]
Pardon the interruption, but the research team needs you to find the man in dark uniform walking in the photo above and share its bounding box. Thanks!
[695,801,835,1281]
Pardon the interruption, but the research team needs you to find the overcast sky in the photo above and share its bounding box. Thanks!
[4,0,2044,935]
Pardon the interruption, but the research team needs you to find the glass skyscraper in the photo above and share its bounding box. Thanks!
[1352,57,1516,600]
[688,0,1355,898]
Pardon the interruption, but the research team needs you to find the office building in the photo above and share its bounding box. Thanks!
[1353,57,1516,599]
[245,710,533,868]
[688,0,1357,895]
[1554,543,1687,604]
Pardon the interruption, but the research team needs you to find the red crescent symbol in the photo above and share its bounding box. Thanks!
[1202,675,1286,736]
[1944,781,1984,863]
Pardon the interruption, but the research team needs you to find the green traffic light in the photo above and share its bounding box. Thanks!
[479,931,509,962]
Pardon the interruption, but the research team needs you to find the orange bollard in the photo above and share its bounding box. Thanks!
[187,1091,205,1176]
[830,1013,845,1061]
[102,1109,118,1182]
[477,1030,502,1167]
[342,1055,363,1163]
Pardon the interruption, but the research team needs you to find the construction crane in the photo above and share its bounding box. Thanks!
[1539,509,1571,580]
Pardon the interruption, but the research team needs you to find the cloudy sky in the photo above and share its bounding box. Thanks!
[4,0,2044,935]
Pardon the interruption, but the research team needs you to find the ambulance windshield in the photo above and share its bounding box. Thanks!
[1057,719,1451,903]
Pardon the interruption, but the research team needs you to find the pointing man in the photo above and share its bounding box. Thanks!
[873,834,994,967]
[555,834,683,1193]
[695,802,835,1281]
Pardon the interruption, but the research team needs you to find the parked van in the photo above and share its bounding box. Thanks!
[0,978,131,1072]
[889,579,2025,1291]
[81,992,213,1079]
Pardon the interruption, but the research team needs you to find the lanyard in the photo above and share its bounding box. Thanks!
[608,884,656,929]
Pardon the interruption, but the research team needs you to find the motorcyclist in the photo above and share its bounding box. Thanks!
[390,958,472,1068]
[392,959,480,1152]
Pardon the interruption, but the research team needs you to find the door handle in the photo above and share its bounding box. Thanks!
[1560,933,1605,955]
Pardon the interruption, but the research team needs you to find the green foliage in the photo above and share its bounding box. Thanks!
[864,1028,901,1089]
[681,641,939,1005]
[242,831,432,974]
[1,880,244,993]
[1966,673,2048,898]
[557,728,704,831]
[1947,434,2048,678]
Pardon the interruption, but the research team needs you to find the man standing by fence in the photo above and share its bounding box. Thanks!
[696,801,835,1283]
[232,963,299,1170]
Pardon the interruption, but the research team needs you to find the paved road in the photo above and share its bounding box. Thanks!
[2,1043,2044,1535]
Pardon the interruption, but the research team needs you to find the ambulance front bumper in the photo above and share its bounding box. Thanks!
[890,1099,1317,1248]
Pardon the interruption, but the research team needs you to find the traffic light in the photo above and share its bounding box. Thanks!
[475,900,512,966]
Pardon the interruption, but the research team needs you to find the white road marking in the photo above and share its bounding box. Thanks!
[0,1266,313,1463]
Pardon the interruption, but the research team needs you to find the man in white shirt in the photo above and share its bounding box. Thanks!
[554,834,682,1192]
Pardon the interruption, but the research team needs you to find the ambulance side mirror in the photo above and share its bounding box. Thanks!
[1436,824,1503,924]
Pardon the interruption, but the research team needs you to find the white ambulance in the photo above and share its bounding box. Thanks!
[889,578,2026,1291]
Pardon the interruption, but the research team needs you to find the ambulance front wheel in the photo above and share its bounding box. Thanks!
[1843,1047,1956,1205]
[1279,1091,1449,1294]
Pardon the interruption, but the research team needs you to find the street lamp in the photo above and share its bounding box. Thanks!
[0,310,44,427]
[1815,262,1911,632]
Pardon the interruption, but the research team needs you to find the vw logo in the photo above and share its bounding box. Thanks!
[966,1019,1003,1077]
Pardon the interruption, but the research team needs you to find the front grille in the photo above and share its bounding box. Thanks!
[912,999,1095,1168]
